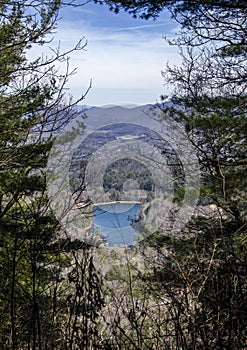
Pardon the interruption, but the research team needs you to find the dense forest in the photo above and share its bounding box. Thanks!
[0,1,246,349]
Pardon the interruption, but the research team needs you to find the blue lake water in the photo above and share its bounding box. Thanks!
[93,203,140,247]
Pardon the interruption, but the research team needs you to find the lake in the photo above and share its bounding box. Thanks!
[93,202,140,247]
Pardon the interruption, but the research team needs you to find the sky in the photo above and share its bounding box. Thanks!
[43,3,181,106]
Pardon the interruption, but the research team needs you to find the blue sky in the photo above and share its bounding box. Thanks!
[49,3,180,106]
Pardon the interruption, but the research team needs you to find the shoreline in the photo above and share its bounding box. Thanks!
[94,201,141,206]
[75,200,142,209]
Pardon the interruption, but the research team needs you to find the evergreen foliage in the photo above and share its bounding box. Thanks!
[0,1,100,349]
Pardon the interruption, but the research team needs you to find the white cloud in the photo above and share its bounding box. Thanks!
[28,8,180,105]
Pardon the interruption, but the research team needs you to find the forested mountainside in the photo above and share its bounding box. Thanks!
[0,1,246,349]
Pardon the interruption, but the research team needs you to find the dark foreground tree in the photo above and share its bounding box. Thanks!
[0,1,104,349]
[138,2,246,349]
[159,48,246,350]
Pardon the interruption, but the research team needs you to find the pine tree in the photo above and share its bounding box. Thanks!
[0,2,93,348]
